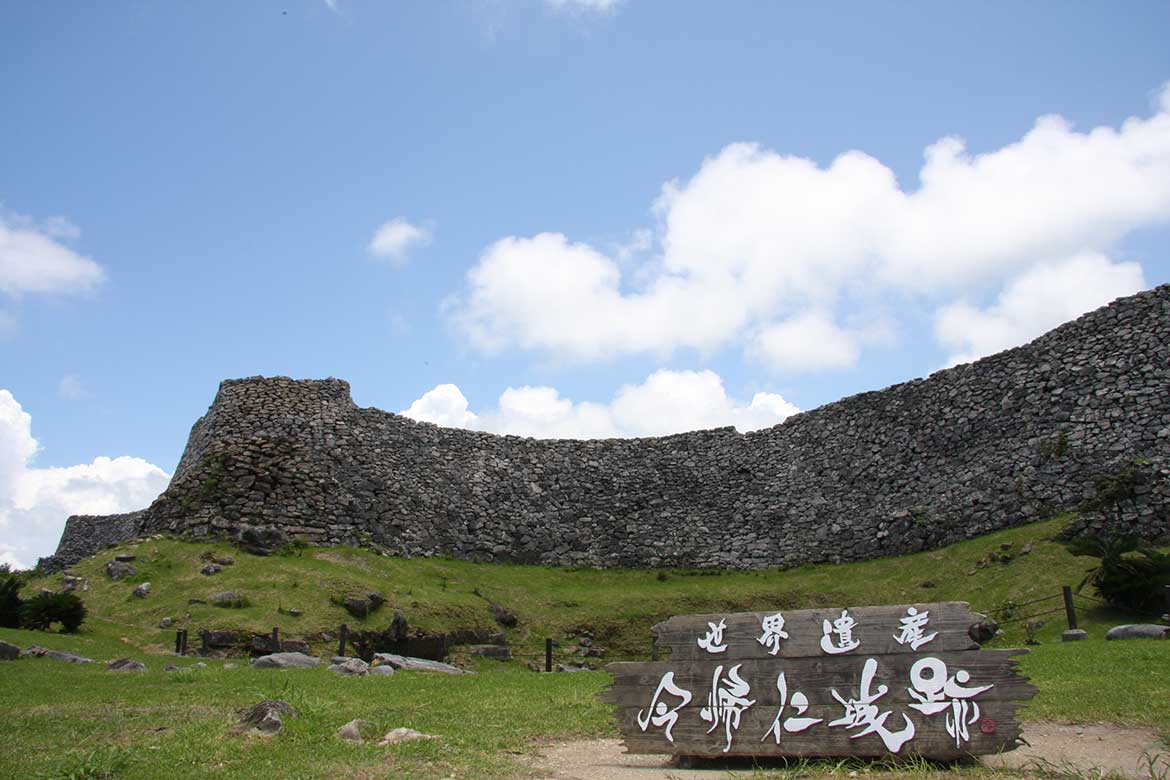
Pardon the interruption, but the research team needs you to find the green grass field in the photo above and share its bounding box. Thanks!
[17,514,1163,659]
[2,515,1167,779]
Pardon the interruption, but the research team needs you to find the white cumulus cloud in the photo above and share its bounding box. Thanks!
[0,390,170,569]
[0,211,104,298]
[934,252,1147,367]
[400,384,480,429]
[451,84,1170,373]
[368,217,433,267]
[401,369,799,439]
[747,311,862,373]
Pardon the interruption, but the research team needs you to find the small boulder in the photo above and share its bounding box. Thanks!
[0,640,21,661]
[23,645,94,663]
[287,608,303,617]
[223,662,239,670]
[211,592,246,608]
[337,719,372,742]
[213,555,235,566]
[372,653,468,675]
[159,617,173,629]
[61,574,82,592]
[200,564,223,576]
[492,603,518,628]
[377,727,436,746]
[133,582,151,598]
[114,553,137,563]
[251,652,319,669]
[368,665,396,676]
[105,560,136,580]
[968,619,1000,645]
[1105,624,1169,641]
[165,664,179,672]
[236,699,299,735]
[328,658,370,676]
[556,663,589,673]
[342,592,386,618]
[107,658,148,673]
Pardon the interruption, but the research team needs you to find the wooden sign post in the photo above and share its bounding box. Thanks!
[601,602,1035,761]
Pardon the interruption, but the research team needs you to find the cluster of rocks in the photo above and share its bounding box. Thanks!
[199,551,235,576]
[248,650,468,675]
[42,285,1170,572]
[234,701,436,745]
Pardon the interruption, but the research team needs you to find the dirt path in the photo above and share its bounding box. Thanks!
[524,722,1167,779]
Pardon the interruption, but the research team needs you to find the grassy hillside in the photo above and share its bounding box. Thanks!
[20,514,1159,661]
[4,515,1168,780]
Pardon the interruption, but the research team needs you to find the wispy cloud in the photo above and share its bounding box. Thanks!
[58,374,87,401]
[367,217,434,267]
[545,0,623,15]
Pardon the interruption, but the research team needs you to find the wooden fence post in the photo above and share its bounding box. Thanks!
[338,624,348,657]
[651,636,658,662]
[174,630,183,655]
[1062,585,1078,630]
[180,629,188,656]
[545,638,553,673]
[200,629,209,654]
[271,626,279,651]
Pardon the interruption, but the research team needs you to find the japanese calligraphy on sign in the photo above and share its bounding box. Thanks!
[600,602,1036,760]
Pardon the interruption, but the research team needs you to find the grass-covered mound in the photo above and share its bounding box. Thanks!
[18,515,1160,658]
[2,515,1168,779]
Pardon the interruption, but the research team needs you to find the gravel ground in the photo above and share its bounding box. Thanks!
[524,722,1167,779]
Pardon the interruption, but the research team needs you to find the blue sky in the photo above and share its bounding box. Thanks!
[2,1,1170,567]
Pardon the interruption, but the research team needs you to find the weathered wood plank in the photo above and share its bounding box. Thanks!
[653,602,982,659]
[603,602,1034,761]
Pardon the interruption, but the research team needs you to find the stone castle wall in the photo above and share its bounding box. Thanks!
[44,285,1170,572]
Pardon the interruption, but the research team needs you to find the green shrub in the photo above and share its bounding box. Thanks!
[0,566,23,628]
[20,591,87,633]
[1068,535,1170,614]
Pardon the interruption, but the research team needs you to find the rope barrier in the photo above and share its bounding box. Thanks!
[995,606,1066,626]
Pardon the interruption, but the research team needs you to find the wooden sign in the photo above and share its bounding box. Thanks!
[601,602,1036,761]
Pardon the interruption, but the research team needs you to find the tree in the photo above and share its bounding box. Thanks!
[0,573,22,628]
[1068,535,1170,614]
[20,592,87,633]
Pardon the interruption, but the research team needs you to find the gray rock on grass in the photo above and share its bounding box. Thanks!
[211,591,246,608]
[377,727,436,746]
[1105,624,1169,640]
[251,652,320,669]
[371,653,469,674]
[133,582,151,598]
[336,719,372,742]
[107,658,148,673]
[0,640,21,661]
[328,658,370,676]
[236,699,299,735]
[22,645,94,663]
[105,560,136,580]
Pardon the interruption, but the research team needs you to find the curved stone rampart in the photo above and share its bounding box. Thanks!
[45,285,1170,571]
